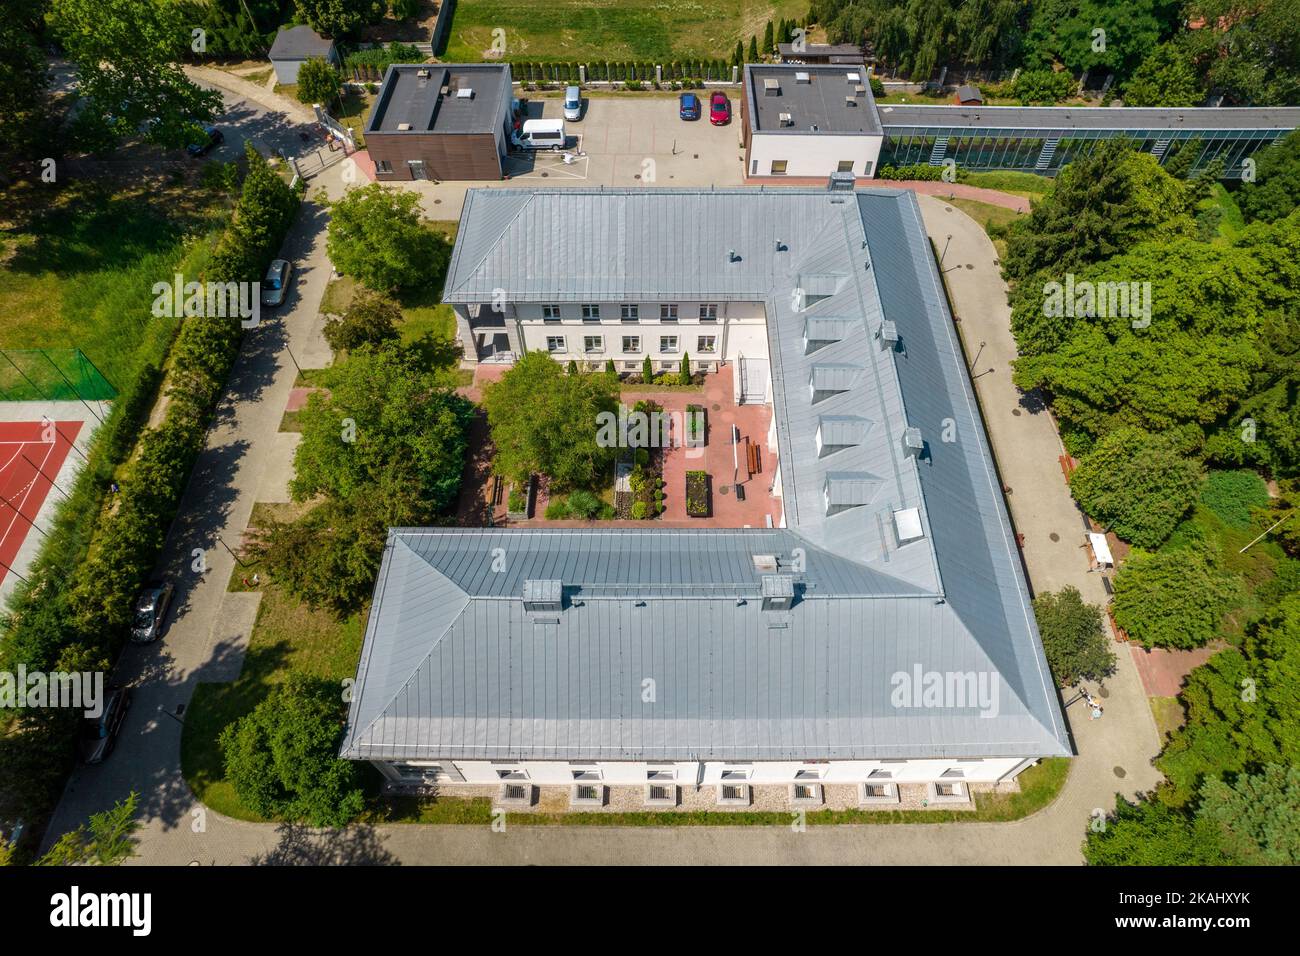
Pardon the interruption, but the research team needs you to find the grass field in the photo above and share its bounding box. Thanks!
[0,176,228,396]
[959,170,1053,201]
[441,0,807,62]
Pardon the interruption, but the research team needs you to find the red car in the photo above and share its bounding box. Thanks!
[709,91,731,125]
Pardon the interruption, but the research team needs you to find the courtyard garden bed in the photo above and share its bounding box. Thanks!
[686,470,711,518]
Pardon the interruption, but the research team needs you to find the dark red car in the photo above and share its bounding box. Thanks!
[709,91,731,125]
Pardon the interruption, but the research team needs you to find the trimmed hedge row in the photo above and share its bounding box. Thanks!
[70,144,300,636]
[0,145,300,846]
[512,60,739,85]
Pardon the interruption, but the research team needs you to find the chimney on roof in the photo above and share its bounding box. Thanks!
[761,574,795,612]
[902,427,924,457]
[878,320,899,349]
[522,579,563,613]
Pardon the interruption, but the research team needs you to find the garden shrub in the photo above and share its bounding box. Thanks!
[1200,469,1271,530]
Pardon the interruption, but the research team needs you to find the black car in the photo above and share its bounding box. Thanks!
[187,125,224,157]
[79,686,132,765]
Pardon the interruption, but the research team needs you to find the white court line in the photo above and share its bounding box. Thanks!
[0,438,57,558]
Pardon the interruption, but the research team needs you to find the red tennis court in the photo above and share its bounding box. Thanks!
[0,419,83,585]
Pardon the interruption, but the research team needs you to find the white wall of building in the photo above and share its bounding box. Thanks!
[748,131,883,178]
[505,299,769,370]
[379,756,1032,787]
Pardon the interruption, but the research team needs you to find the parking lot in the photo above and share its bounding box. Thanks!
[389,92,748,217]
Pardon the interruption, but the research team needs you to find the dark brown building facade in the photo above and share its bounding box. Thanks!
[365,64,513,182]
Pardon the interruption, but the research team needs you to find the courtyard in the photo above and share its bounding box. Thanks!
[465,363,781,529]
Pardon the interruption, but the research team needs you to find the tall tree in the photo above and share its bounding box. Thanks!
[327,184,449,292]
[51,0,222,151]
[0,0,50,178]
[1032,586,1116,686]
[293,0,385,38]
[1067,427,1201,547]
[483,351,619,491]
[1182,0,1300,106]
[291,344,471,514]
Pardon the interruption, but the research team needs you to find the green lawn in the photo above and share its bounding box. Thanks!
[442,0,807,62]
[181,551,367,819]
[960,170,1052,201]
[0,177,227,395]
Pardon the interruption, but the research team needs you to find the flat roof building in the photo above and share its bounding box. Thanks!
[742,64,1300,181]
[363,64,514,181]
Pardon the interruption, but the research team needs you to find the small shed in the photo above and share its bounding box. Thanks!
[955,83,984,106]
[269,25,341,85]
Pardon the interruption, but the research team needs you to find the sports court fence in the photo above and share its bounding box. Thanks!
[0,349,117,403]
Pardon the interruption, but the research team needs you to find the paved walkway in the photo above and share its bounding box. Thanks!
[44,183,1162,865]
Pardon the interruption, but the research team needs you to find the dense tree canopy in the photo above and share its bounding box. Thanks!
[1002,143,1197,283]
[1068,427,1201,547]
[327,184,449,292]
[291,344,471,515]
[1032,587,1116,686]
[1112,546,1241,649]
[220,676,365,827]
[293,0,385,38]
[296,56,341,105]
[1236,130,1300,224]
[1122,39,1204,106]
[1020,0,1179,83]
[51,0,222,151]
[483,351,619,490]
[0,0,50,177]
[1182,0,1300,106]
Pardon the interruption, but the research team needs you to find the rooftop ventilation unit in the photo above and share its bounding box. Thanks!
[778,112,794,127]
[827,170,856,192]
[893,507,925,542]
[879,320,899,348]
[845,96,857,107]
[846,72,861,83]
[752,554,779,572]
[456,87,474,98]
[795,71,811,84]
[902,427,924,456]
[522,578,563,613]
[763,78,781,96]
[396,122,413,131]
[761,575,795,611]
[416,68,430,78]
[854,84,867,96]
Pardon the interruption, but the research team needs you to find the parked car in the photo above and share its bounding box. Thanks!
[512,118,567,151]
[679,92,701,120]
[260,259,293,308]
[709,92,731,125]
[186,124,224,157]
[130,580,174,644]
[563,85,582,121]
[79,686,132,765]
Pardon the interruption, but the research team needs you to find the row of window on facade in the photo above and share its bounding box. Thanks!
[545,334,716,355]
[755,159,870,176]
[389,760,980,783]
[540,303,720,323]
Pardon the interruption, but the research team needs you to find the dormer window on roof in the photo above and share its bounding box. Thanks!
[823,472,882,514]
[816,416,872,456]
[809,364,861,402]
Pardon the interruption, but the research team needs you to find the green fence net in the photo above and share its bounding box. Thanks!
[0,349,118,402]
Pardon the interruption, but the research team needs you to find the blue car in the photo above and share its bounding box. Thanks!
[679,92,701,120]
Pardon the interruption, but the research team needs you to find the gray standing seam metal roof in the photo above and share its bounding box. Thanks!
[365,64,510,135]
[268,25,335,60]
[342,187,1072,764]
[878,103,1300,131]
[745,64,883,135]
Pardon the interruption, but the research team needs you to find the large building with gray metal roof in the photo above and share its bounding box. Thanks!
[341,185,1073,809]
[743,64,1300,181]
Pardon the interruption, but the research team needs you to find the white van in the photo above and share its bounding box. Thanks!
[513,118,566,151]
